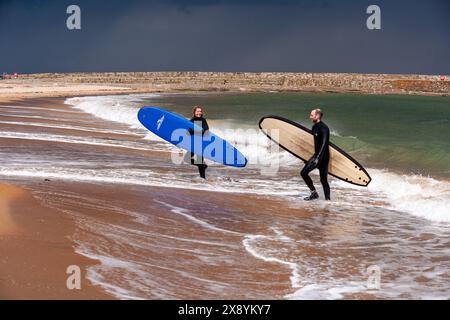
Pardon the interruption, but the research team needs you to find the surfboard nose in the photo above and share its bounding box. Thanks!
[137,107,148,122]
[138,106,160,128]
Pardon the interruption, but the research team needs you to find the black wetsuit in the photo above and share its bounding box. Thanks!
[300,121,331,200]
[189,116,209,179]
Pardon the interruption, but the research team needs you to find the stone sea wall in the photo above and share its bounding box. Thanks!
[21,72,449,95]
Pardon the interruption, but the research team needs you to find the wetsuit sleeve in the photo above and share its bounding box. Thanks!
[314,125,329,162]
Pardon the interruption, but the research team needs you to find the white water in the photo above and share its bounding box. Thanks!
[62,94,450,224]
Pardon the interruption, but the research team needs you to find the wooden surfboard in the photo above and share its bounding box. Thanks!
[259,116,371,186]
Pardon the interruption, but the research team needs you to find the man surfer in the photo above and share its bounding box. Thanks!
[301,109,331,201]
[188,106,209,179]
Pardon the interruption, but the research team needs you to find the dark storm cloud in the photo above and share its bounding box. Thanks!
[0,0,448,74]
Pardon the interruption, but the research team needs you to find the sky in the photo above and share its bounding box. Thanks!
[0,0,449,74]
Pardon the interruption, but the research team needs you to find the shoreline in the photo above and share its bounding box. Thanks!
[1,93,449,299]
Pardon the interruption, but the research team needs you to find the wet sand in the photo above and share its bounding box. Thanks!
[0,183,112,299]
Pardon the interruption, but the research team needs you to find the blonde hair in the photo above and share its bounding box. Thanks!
[313,108,323,119]
[192,105,205,116]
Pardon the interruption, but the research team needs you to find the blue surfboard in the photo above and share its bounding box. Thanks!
[137,107,247,168]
